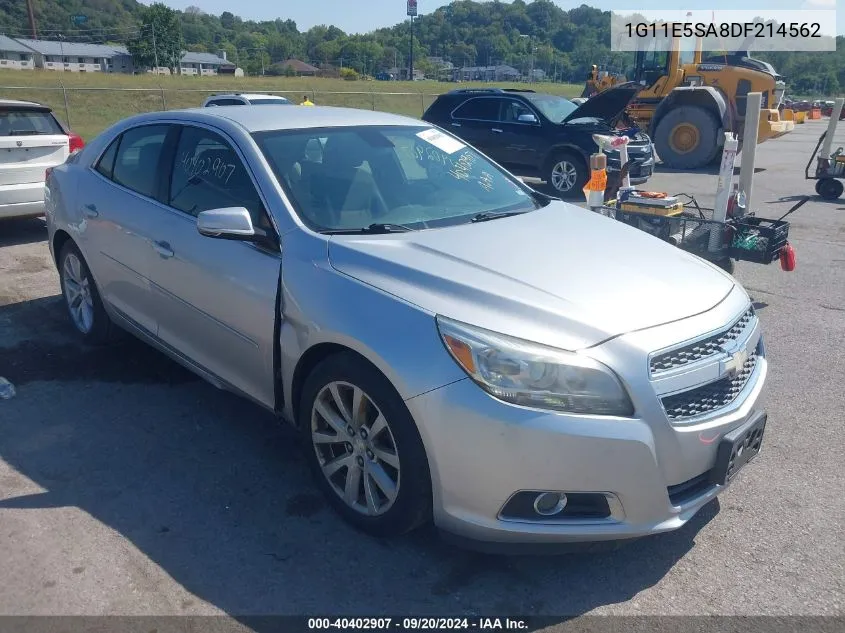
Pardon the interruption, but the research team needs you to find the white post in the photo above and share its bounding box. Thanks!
[738,92,762,213]
[619,144,630,189]
[820,97,845,158]
[709,132,739,252]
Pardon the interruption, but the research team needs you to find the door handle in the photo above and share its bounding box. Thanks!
[82,203,98,218]
[491,128,503,133]
[152,240,174,259]
[451,122,462,127]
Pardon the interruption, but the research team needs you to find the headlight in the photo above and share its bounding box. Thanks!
[436,316,634,416]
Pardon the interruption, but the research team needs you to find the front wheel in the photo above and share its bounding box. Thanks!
[299,352,432,537]
[654,106,720,170]
[544,153,587,198]
[815,178,844,200]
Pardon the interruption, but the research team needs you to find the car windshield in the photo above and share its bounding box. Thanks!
[524,94,579,124]
[0,108,63,136]
[249,98,291,105]
[254,125,544,232]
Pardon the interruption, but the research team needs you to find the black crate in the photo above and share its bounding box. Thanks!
[728,217,790,264]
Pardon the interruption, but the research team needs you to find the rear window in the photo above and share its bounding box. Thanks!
[0,109,63,136]
[206,98,244,106]
[247,98,291,105]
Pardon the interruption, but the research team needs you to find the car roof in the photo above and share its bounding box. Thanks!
[160,105,428,133]
[0,98,50,109]
[207,93,289,100]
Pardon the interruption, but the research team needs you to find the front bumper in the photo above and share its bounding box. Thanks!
[407,293,766,548]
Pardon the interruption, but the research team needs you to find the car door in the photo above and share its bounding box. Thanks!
[146,123,281,408]
[77,124,173,335]
[448,96,503,159]
[496,98,546,171]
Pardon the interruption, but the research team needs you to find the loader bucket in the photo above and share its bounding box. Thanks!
[758,108,795,143]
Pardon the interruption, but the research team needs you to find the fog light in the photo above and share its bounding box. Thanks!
[533,492,568,516]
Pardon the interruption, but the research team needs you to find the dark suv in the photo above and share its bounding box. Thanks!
[422,85,654,197]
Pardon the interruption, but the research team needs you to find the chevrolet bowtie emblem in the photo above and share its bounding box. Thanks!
[721,346,749,378]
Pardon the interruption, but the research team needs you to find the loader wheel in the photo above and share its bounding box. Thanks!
[815,178,843,200]
[654,106,720,170]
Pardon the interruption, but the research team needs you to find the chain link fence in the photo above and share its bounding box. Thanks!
[0,85,441,140]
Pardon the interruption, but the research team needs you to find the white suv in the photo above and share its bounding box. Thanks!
[1,99,84,220]
[202,93,291,107]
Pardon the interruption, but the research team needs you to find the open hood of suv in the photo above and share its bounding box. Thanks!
[563,82,640,124]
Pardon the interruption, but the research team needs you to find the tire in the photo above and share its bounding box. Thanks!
[58,241,113,344]
[815,178,844,200]
[654,106,720,170]
[544,152,588,198]
[298,352,432,537]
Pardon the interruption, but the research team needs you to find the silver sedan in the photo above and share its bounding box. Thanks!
[45,106,767,550]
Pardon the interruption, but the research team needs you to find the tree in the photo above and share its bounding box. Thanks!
[128,3,184,73]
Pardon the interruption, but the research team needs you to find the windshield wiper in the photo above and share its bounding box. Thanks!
[322,223,414,235]
[470,210,528,223]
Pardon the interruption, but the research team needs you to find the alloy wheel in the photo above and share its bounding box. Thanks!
[551,160,578,192]
[62,253,94,334]
[311,381,401,516]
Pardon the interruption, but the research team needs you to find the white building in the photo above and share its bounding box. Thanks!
[13,38,133,73]
[0,35,35,70]
[178,51,232,76]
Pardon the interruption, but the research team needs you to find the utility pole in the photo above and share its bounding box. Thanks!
[26,0,37,39]
[151,20,159,71]
[409,15,414,81]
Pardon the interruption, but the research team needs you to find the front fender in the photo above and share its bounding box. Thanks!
[278,231,466,423]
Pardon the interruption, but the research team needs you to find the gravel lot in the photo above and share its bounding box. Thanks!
[0,120,843,625]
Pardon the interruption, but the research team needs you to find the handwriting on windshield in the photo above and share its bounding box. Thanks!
[180,151,236,184]
[414,145,494,190]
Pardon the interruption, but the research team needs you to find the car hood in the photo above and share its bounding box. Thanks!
[563,83,639,124]
[327,202,735,351]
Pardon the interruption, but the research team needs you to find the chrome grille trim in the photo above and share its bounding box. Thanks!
[649,307,755,376]
[661,346,759,421]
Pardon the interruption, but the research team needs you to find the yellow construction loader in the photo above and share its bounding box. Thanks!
[584,31,794,169]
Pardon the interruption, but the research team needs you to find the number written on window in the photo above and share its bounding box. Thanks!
[179,150,236,184]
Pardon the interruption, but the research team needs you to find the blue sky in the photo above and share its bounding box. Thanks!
[158,0,843,36]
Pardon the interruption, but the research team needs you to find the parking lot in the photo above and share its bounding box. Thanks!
[0,120,843,622]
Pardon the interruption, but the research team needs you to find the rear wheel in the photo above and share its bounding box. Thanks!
[544,152,587,198]
[58,242,113,344]
[654,106,720,170]
[815,178,843,200]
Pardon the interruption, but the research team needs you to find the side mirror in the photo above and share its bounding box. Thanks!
[197,207,256,241]
[518,113,538,124]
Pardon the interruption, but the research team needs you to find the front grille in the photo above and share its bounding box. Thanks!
[661,347,758,421]
[650,307,755,375]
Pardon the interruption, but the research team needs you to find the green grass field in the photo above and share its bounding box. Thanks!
[0,71,581,140]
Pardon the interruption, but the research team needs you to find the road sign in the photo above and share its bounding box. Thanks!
[70,14,88,25]
[407,0,417,16]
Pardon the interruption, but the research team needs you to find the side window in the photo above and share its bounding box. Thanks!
[95,136,120,180]
[111,125,170,198]
[679,36,697,65]
[452,97,501,122]
[169,126,268,229]
[736,79,752,116]
[500,99,536,123]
